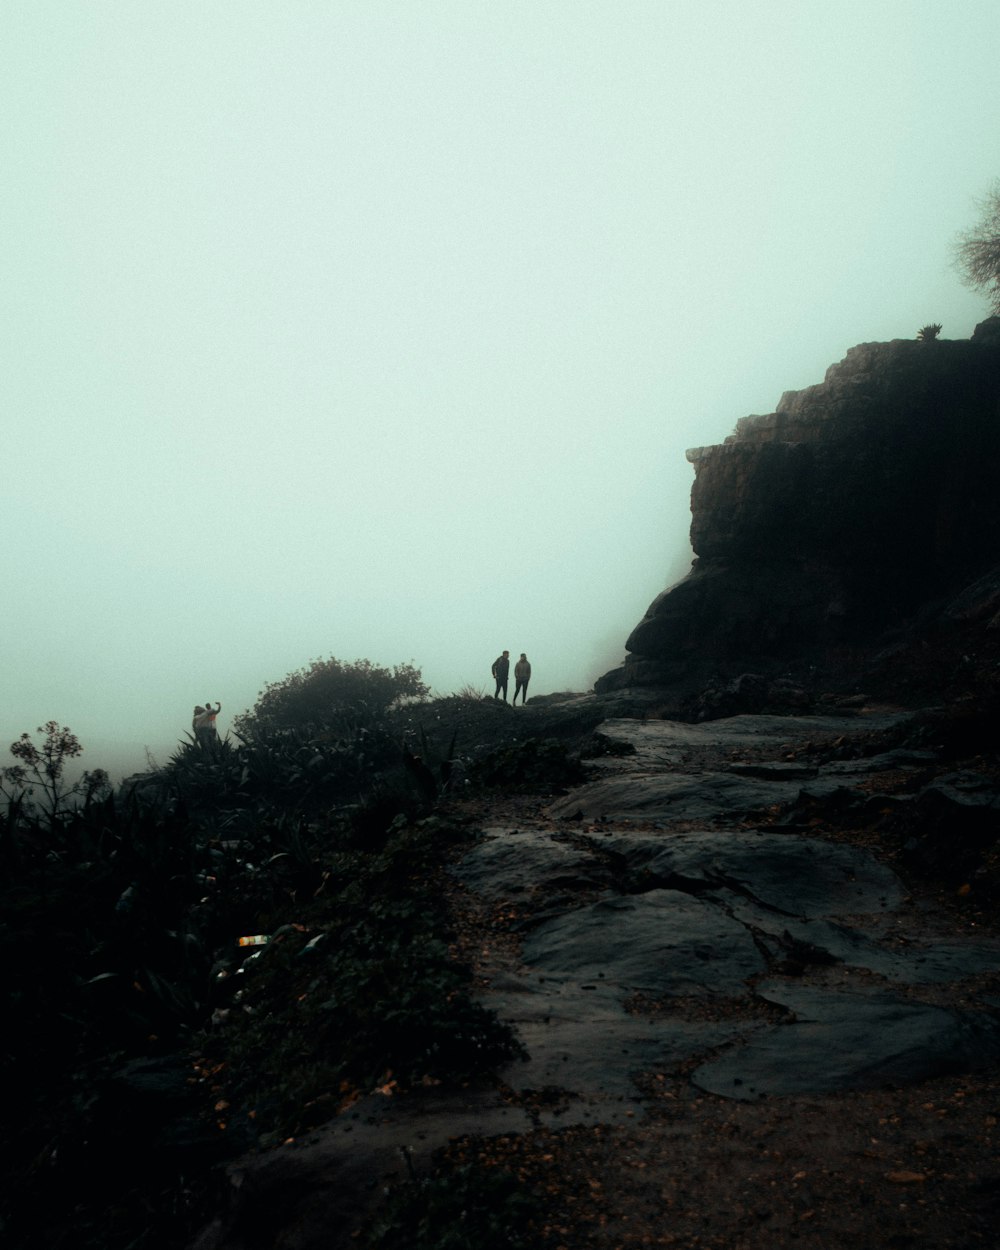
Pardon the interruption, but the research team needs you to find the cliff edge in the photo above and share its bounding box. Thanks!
[597,319,1000,704]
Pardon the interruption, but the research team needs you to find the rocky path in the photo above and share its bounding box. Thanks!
[196,708,1000,1250]
[464,714,1000,1107]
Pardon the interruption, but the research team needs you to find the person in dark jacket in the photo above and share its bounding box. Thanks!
[513,653,531,705]
[491,651,510,701]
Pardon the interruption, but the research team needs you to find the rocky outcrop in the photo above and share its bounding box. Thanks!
[598,324,1000,693]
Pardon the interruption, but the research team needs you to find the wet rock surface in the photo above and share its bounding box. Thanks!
[519,889,768,997]
[546,711,914,822]
[691,982,1000,1100]
[196,704,1000,1250]
[452,713,1000,1110]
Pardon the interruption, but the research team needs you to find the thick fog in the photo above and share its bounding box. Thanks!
[4,2,999,782]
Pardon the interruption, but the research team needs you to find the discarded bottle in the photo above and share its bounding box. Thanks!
[238,934,269,948]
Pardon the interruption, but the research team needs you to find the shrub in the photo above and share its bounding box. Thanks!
[469,737,586,789]
[916,323,942,340]
[233,657,429,739]
[454,683,489,702]
[3,721,110,830]
[2,684,539,1250]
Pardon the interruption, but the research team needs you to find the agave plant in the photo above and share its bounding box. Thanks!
[916,323,942,340]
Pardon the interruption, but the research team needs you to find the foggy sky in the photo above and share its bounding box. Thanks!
[4,1,1000,782]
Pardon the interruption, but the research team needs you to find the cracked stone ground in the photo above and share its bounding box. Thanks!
[196,707,1000,1250]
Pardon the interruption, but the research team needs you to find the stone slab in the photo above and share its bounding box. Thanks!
[691,983,1000,1100]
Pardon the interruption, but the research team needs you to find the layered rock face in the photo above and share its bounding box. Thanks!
[598,320,1000,692]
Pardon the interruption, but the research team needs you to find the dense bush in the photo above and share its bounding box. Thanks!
[469,736,586,790]
[233,656,429,739]
[197,818,522,1144]
[0,682,521,1250]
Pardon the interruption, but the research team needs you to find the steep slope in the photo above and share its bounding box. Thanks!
[598,319,1000,699]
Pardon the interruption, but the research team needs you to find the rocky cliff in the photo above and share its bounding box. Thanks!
[597,319,1000,702]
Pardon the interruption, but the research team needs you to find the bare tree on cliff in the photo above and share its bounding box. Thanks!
[956,179,1000,312]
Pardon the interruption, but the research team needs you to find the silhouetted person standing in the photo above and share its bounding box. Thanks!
[513,653,531,705]
[193,701,221,747]
[491,650,510,701]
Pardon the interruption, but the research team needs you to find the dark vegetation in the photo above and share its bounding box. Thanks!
[231,656,429,739]
[0,660,589,1250]
[5,618,998,1249]
[360,1163,542,1250]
